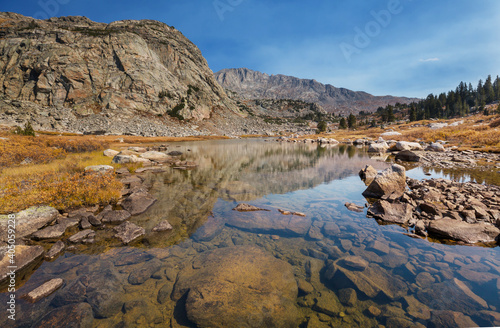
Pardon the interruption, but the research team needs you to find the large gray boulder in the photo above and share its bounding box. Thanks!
[0,206,59,242]
[395,150,422,162]
[396,141,423,151]
[172,246,299,328]
[359,165,378,186]
[368,142,389,153]
[367,200,413,225]
[427,219,500,244]
[362,165,406,199]
[139,151,170,162]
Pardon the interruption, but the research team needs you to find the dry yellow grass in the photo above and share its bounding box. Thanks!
[0,132,122,213]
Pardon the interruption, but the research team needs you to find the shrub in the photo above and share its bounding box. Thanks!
[0,171,122,214]
[14,122,35,136]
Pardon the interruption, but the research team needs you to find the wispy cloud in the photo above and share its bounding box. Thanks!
[419,58,440,62]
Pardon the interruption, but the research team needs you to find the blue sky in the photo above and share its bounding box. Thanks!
[3,0,500,98]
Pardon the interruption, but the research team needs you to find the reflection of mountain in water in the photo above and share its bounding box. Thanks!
[133,139,388,247]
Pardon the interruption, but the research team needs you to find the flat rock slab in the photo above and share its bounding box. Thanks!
[100,210,131,224]
[0,206,59,242]
[24,278,64,302]
[172,246,299,328]
[427,219,500,244]
[31,224,68,240]
[332,262,408,300]
[226,210,311,236]
[113,221,145,244]
[191,216,224,242]
[121,191,157,215]
[0,245,44,286]
[68,229,95,243]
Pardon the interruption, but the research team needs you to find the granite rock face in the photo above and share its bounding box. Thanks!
[0,12,242,133]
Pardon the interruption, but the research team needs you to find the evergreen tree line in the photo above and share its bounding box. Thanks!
[376,75,500,122]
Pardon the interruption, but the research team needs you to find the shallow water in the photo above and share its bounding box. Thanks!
[2,139,499,327]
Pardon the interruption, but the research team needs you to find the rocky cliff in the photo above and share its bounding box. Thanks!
[0,13,246,135]
[215,68,420,114]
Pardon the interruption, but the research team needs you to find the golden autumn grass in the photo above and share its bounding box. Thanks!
[0,133,123,214]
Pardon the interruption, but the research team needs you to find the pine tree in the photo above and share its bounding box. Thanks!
[339,117,347,129]
[347,114,356,129]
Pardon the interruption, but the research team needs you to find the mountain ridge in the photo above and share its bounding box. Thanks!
[215,68,420,114]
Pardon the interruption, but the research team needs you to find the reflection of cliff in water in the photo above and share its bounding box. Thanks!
[133,139,388,247]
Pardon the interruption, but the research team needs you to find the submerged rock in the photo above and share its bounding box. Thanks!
[24,278,64,303]
[344,202,364,213]
[152,220,173,232]
[232,203,269,212]
[113,221,145,244]
[172,246,299,328]
[32,302,94,328]
[428,310,477,328]
[121,191,157,216]
[226,210,311,236]
[427,219,500,244]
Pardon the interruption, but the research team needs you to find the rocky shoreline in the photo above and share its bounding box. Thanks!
[358,164,500,245]
[0,145,189,289]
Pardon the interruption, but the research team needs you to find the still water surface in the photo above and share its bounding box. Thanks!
[2,139,499,327]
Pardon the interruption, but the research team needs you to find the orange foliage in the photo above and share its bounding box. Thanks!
[0,172,122,214]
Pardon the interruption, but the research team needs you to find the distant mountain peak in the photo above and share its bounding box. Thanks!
[215,68,419,114]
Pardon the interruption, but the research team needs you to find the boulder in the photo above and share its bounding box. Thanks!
[395,141,423,151]
[121,191,157,215]
[112,154,150,164]
[0,245,45,287]
[367,200,413,225]
[362,165,406,199]
[139,151,170,162]
[24,278,64,303]
[113,221,145,244]
[427,142,445,152]
[0,206,59,242]
[380,131,402,137]
[368,142,389,153]
[359,165,378,186]
[226,210,311,236]
[83,165,114,174]
[172,246,299,328]
[395,150,422,162]
[168,151,183,156]
[103,149,119,157]
[427,219,500,244]
[128,147,147,153]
